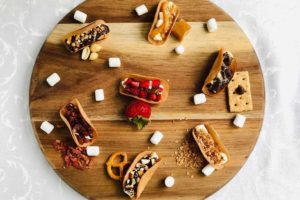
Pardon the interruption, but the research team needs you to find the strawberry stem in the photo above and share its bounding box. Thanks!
[131,117,149,130]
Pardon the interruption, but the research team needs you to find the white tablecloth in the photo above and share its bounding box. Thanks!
[0,0,299,199]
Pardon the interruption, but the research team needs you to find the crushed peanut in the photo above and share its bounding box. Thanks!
[174,132,206,170]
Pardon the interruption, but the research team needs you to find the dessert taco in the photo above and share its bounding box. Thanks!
[123,151,161,199]
[192,123,229,169]
[202,48,237,96]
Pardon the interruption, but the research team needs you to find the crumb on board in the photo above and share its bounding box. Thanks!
[174,132,206,170]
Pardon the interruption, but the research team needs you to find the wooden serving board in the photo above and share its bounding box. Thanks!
[29,0,265,199]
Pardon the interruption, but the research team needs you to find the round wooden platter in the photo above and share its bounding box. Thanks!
[29,0,265,199]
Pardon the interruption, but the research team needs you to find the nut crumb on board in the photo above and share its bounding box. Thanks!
[174,132,206,170]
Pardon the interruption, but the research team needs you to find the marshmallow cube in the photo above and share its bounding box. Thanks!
[74,10,87,23]
[164,176,175,188]
[108,57,121,67]
[150,131,164,145]
[46,73,60,87]
[135,4,148,16]
[194,93,206,105]
[95,89,105,101]
[40,121,54,134]
[86,146,100,156]
[175,45,185,55]
[233,114,246,128]
[206,18,218,33]
[195,124,208,133]
[202,164,215,176]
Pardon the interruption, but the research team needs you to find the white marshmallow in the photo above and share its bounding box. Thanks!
[95,89,105,101]
[206,18,218,33]
[108,57,121,67]
[150,131,164,145]
[40,121,54,134]
[233,114,246,128]
[164,176,175,187]
[159,12,163,19]
[74,10,87,23]
[46,73,60,87]
[195,124,208,133]
[86,146,100,156]
[202,164,215,176]
[175,45,185,55]
[153,33,162,41]
[156,19,164,28]
[193,93,206,105]
[135,4,148,16]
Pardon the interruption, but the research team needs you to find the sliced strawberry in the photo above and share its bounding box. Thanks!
[148,93,157,101]
[152,80,161,88]
[140,80,150,89]
[138,90,147,99]
[156,94,162,101]
[124,78,133,86]
[129,88,140,96]
[157,86,164,93]
[131,81,140,88]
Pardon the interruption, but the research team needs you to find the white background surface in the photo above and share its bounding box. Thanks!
[0,0,300,199]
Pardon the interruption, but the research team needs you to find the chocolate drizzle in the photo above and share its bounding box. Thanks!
[206,52,234,94]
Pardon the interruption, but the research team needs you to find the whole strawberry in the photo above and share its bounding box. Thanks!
[124,100,151,130]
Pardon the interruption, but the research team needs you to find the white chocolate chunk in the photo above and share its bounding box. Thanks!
[164,176,175,187]
[40,121,54,134]
[141,159,150,165]
[150,131,164,145]
[206,18,218,33]
[85,135,92,140]
[195,124,208,134]
[74,10,87,23]
[95,89,104,101]
[148,80,153,89]
[220,152,228,164]
[108,57,121,67]
[153,33,162,41]
[135,4,148,16]
[175,45,185,55]
[151,152,159,159]
[156,19,164,28]
[46,73,60,87]
[193,93,206,105]
[159,12,163,19]
[202,164,215,176]
[233,114,246,128]
[86,146,100,156]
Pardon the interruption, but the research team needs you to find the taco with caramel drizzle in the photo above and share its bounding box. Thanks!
[148,0,180,45]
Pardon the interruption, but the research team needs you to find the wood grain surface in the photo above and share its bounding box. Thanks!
[29,0,265,199]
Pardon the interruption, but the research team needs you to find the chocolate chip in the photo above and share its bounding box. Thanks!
[235,85,246,95]
[223,52,232,66]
